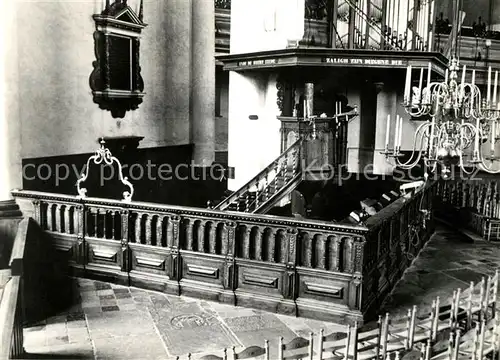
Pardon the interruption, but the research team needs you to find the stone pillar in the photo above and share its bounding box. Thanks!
[191,0,215,166]
[0,0,22,208]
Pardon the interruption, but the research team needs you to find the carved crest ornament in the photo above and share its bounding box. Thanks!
[89,0,147,118]
[76,138,134,202]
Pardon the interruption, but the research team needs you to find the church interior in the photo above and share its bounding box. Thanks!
[2,0,500,358]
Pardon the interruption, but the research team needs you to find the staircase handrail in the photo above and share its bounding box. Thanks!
[214,138,304,211]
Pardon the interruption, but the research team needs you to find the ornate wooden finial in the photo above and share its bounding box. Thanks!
[138,0,144,21]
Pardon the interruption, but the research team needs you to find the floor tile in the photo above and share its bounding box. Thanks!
[93,333,167,360]
[86,311,157,338]
[25,342,94,359]
[149,300,239,356]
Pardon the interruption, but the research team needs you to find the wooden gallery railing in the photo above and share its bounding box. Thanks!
[0,218,29,359]
[436,178,500,241]
[12,183,436,323]
[360,181,436,317]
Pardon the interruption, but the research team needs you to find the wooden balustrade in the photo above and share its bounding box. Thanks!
[0,218,30,359]
[436,178,500,241]
[12,182,436,324]
[361,181,436,317]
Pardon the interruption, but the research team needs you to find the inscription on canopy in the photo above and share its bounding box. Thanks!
[323,57,406,66]
[237,59,279,66]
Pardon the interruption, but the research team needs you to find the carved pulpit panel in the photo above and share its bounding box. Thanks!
[90,0,147,118]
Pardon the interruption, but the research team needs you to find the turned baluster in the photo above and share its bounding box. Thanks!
[267,229,277,262]
[255,184,260,209]
[272,161,281,192]
[64,206,71,234]
[46,203,53,231]
[197,220,206,252]
[316,234,326,270]
[208,222,217,254]
[220,223,228,255]
[156,216,164,246]
[245,193,250,212]
[144,214,152,245]
[135,212,142,244]
[93,209,99,238]
[102,210,108,239]
[73,206,79,235]
[254,227,263,261]
[302,232,312,268]
[54,204,62,233]
[111,211,116,240]
[290,147,297,176]
[263,177,269,201]
[242,226,251,259]
[166,217,173,248]
[185,218,194,250]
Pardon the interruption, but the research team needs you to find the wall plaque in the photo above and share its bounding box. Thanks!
[89,0,147,118]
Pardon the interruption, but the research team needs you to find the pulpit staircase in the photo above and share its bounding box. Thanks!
[213,139,303,214]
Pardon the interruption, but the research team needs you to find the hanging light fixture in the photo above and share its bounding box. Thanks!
[381,1,500,179]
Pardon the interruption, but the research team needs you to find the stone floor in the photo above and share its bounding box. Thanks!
[21,225,500,359]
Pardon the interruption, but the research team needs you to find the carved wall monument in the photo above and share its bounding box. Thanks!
[89,0,147,118]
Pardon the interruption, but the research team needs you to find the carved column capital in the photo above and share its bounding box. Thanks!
[374,82,385,94]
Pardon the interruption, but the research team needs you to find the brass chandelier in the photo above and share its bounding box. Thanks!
[382,4,500,178]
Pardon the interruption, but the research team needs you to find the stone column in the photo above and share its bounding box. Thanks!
[0,0,22,212]
[191,0,215,166]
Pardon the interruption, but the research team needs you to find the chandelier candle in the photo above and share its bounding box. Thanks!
[491,122,496,153]
[418,68,424,104]
[460,65,466,100]
[404,65,412,104]
[493,71,498,106]
[394,114,399,152]
[426,63,431,102]
[471,70,476,113]
[487,67,492,105]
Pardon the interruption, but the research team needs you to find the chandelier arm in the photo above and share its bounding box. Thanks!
[477,127,500,173]
[394,125,430,169]
[393,123,430,168]
[458,150,475,175]
[460,123,477,150]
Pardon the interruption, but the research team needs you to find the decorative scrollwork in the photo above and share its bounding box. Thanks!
[215,0,231,10]
[276,79,285,116]
[76,138,134,202]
